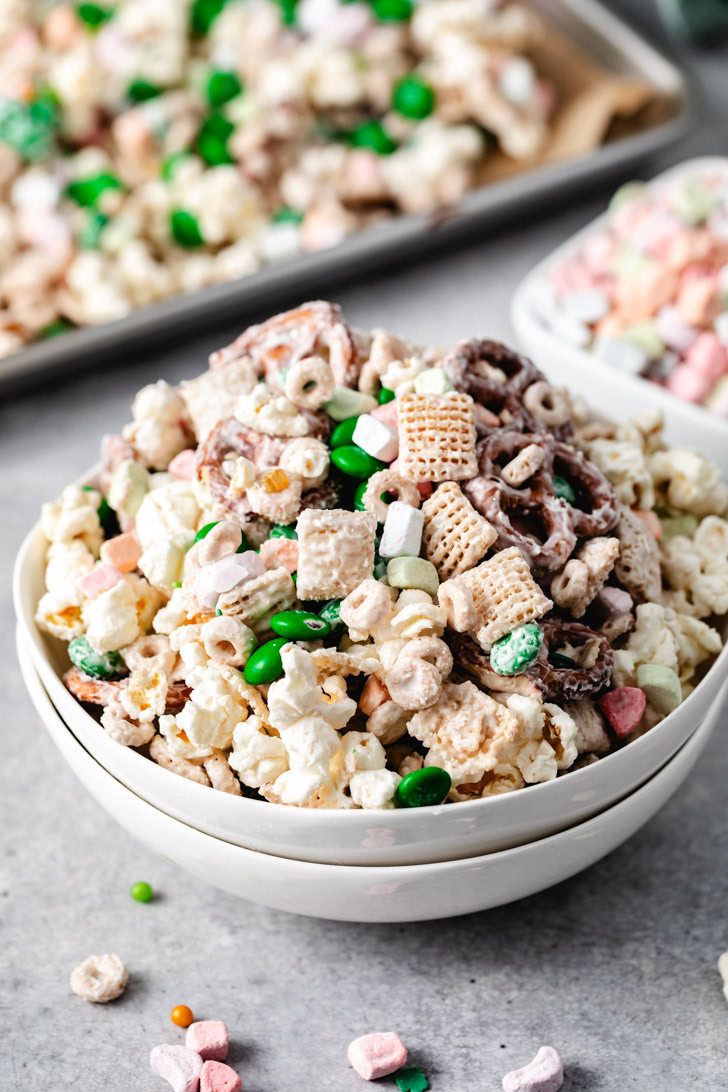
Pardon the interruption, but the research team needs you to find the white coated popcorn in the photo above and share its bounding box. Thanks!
[584,438,655,510]
[235,383,309,437]
[123,380,190,469]
[268,768,329,806]
[138,532,193,594]
[349,768,401,809]
[134,480,200,551]
[228,716,289,788]
[35,587,87,641]
[119,664,168,724]
[279,715,341,776]
[41,485,102,550]
[225,455,256,499]
[152,586,187,634]
[649,448,728,517]
[164,662,252,754]
[267,645,356,731]
[84,579,140,653]
[44,539,95,595]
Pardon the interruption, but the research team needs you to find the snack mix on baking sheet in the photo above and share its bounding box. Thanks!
[35,300,728,810]
[537,170,728,415]
[0,0,554,356]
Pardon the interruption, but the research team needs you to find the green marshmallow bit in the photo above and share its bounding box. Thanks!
[490,623,543,676]
[196,112,235,165]
[395,767,450,808]
[243,637,288,685]
[107,459,149,520]
[622,323,665,361]
[350,119,397,155]
[324,386,377,421]
[277,0,298,24]
[270,524,298,540]
[386,556,439,597]
[271,610,330,640]
[191,0,230,34]
[127,79,161,102]
[395,1067,429,1092]
[330,416,360,449]
[637,663,682,715]
[609,246,651,282]
[39,318,75,339]
[670,177,719,226]
[608,180,647,216]
[377,386,395,405]
[68,636,126,680]
[78,210,108,250]
[207,70,243,107]
[0,96,59,161]
[319,599,345,631]
[67,171,122,208]
[553,475,576,505]
[330,445,385,479]
[77,2,115,28]
[170,208,204,248]
[271,205,304,224]
[658,509,698,538]
[392,74,435,119]
[414,367,453,395]
[372,0,413,22]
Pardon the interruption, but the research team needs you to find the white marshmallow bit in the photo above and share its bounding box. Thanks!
[414,367,453,395]
[561,289,610,324]
[379,501,424,559]
[549,310,591,348]
[594,337,648,375]
[352,414,398,463]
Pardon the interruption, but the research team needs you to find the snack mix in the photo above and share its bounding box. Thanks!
[35,301,728,809]
[538,170,728,415]
[0,0,554,355]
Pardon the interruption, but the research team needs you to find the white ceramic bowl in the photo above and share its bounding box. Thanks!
[15,518,728,866]
[18,629,723,923]
[511,156,728,474]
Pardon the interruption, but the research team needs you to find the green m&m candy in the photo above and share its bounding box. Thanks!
[550,651,577,670]
[170,209,204,247]
[350,119,397,156]
[206,70,242,107]
[194,520,248,552]
[553,475,576,505]
[377,387,395,405]
[395,1067,429,1092]
[271,610,330,640]
[127,79,161,102]
[372,0,413,21]
[243,637,288,685]
[330,445,385,479]
[269,524,297,540]
[490,623,543,676]
[67,171,122,208]
[190,0,229,34]
[392,74,435,120]
[161,151,192,182]
[395,767,451,808]
[196,113,235,166]
[319,599,345,631]
[353,480,369,511]
[68,636,126,680]
[271,205,304,225]
[329,416,359,449]
[77,2,114,28]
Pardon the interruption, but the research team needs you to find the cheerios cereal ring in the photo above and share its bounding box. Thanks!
[396,636,453,679]
[522,380,572,429]
[123,634,175,676]
[70,953,128,1003]
[284,356,336,410]
[361,470,420,523]
[552,441,620,538]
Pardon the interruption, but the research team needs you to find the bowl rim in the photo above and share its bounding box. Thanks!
[15,503,728,824]
[18,623,723,878]
[510,154,728,440]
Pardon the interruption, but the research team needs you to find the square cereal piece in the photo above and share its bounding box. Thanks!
[217,567,296,635]
[397,392,477,482]
[296,508,376,600]
[422,481,497,580]
[459,546,552,649]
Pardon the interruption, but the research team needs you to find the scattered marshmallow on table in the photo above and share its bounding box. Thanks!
[347,1032,408,1081]
[502,1045,564,1092]
[200,1060,242,1092]
[185,1021,229,1062]
[150,1045,204,1092]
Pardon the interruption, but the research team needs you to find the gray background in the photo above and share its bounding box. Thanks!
[2,3,728,1089]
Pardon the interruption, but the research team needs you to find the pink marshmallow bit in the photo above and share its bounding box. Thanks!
[632,509,662,538]
[347,1032,408,1081]
[656,305,698,354]
[100,532,141,573]
[581,231,616,272]
[667,364,712,404]
[685,331,728,382]
[199,1060,241,1092]
[194,551,266,609]
[677,277,718,327]
[169,448,198,480]
[370,401,399,428]
[502,1045,564,1092]
[185,1021,229,1063]
[77,563,122,599]
[598,687,646,739]
[150,1045,204,1092]
[549,259,594,296]
[259,536,298,573]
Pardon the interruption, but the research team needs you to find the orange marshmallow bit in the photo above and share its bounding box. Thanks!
[100,532,142,574]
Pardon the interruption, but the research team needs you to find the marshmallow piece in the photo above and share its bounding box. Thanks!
[414,368,453,395]
[77,563,121,599]
[150,1045,204,1092]
[560,289,610,324]
[715,312,728,348]
[502,1045,564,1092]
[352,414,399,463]
[598,686,646,738]
[100,533,141,573]
[718,950,728,1003]
[548,310,591,347]
[636,663,682,715]
[386,556,439,597]
[593,337,648,375]
[168,449,198,480]
[656,305,698,354]
[379,502,424,559]
[685,331,728,382]
[186,1021,229,1062]
[200,1060,241,1092]
[324,386,376,421]
[498,56,535,105]
[347,1032,408,1081]
[194,552,266,609]
[595,586,633,615]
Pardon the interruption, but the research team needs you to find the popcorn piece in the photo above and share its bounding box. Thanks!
[35,587,86,640]
[41,484,102,550]
[422,481,497,579]
[296,508,376,600]
[229,716,289,789]
[267,645,356,732]
[397,391,477,482]
[217,567,296,634]
[134,480,200,551]
[459,546,552,649]
[119,664,168,724]
[84,579,140,653]
[150,1045,204,1092]
[162,661,266,756]
[235,382,308,437]
[379,502,424,559]
[224,455,256,499]
[584,438,654,510]
[138,533,192,595]
[124,380,190,470]
[650,447,728,517]
[388,589,446,640]
[280,436,329,490]
[347,1033,408,1080]
[352,413,399,463]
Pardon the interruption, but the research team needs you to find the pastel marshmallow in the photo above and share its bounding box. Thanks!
[594,338,647,375]
[631,509,662,538]
[370,401,399,428]
[347,1032,408,1081]
[199,1061,241,1092]
[150,1045,204,1092]
[636,663,682,715]
[168,449,197,480]
[76,563,121,599]
[677,276,718,326]
[715,312,728,348]
[656,305,698,353]
[685,331,728,381]
[378,501,424,559]
[560,289,610,324]
[352,414,398,463]
[598,686,646,738]
[595,586,633,615]
[100,533,142,573]
[502,1045,564,1092]
[413,367,453,395]
[185,1021,229,1062]
[667,364,713,404]
[194,551,266,609]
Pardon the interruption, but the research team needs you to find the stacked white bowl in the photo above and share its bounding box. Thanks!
[14,509,728,922]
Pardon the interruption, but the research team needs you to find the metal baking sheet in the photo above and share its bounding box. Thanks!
[0,0,692,391]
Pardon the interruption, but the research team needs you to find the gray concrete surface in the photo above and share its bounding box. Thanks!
[2,3,728,1089]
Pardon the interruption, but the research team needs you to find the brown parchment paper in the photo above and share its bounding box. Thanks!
[475,8,674,184]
